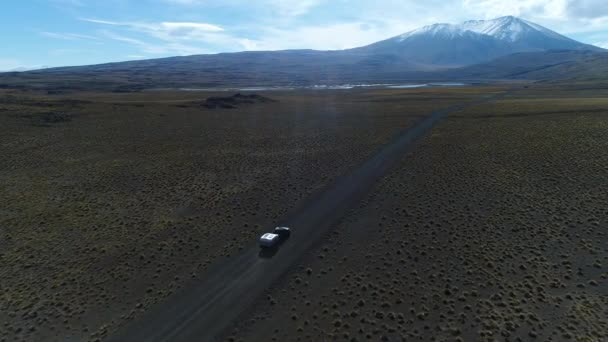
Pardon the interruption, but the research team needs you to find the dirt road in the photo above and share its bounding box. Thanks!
[107,91,510,342]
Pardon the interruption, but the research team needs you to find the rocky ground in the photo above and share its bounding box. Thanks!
[230,87,608,342]
[0,87,491,341]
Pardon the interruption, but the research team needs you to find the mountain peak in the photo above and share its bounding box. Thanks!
[462,16,545,42]
[494,15,518,22]
[399,16,568,43]
[360,15,601,67]
[399,23,473,41]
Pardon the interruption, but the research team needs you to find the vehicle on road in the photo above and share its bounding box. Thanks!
[273,226,291,238]
[259,227,291,248]
[259,233,280,248]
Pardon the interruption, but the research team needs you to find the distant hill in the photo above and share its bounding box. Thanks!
[0,50,431,91]
[0,16,604,91]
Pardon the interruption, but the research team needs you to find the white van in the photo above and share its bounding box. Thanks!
[259,227,291,248]
[259,233,280,248]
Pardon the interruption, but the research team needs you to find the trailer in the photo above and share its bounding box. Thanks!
[273,226,291,238]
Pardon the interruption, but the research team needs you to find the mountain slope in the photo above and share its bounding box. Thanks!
[439,50,606,79]
[492,51,608,82]
[0,50,436,91]
[439,50,608,82]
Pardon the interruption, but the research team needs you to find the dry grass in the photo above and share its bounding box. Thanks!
[230,87,608,342]
[0,87,492,341]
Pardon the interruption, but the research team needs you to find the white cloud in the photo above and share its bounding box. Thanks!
[162,0,323,17]
[240,21,415,51]
[271,0,323,17]
[101,31,147,46]
[143,22,227,42]
[81,18,122,26]
[49,49,88,56]
[41,31,99,41]
[566,0,608,19]
[462,0,568,19]
[82,18,226,41]
[82,18,227,54]
[51,0,84,7]
[100,30,209,55]
[160,22,223,32]
[70,1,608,58]
[462,0,608,34]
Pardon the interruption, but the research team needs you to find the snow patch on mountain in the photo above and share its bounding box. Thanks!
[398,24,468,40]
[399,16,567,43]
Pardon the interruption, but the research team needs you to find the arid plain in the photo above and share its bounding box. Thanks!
[0,86,502,341]
[228,86,608,342]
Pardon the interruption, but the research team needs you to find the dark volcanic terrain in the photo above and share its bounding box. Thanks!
[229,86,608,342]
[202,93,276,109]
[1,85,607,342]
[0,87,494,341]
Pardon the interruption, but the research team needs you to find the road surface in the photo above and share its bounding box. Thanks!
[107,91,510,342]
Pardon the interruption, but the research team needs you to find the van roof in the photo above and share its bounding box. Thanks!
[261,233,278,240]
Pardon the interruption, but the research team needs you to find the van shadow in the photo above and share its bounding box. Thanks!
[258,246,279,259]
[258,236,289,259]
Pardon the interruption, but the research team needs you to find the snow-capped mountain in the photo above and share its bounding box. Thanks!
[359,16,601,66]
[459,16,564,42]
[6,15,605,90]
[401,16,564,42]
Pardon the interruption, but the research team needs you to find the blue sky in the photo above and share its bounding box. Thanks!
[1,0,607,70]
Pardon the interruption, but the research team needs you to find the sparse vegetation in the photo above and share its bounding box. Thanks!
[0,86,485,341]
[202,93,276,109]
[229,86,608,342]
